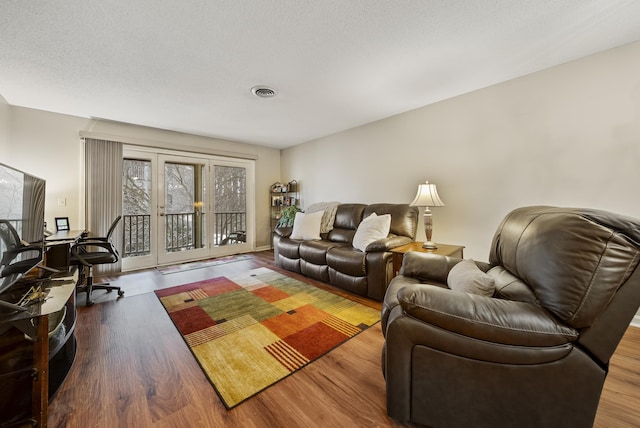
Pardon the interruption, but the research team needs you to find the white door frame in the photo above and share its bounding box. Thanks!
[121,146,255,272]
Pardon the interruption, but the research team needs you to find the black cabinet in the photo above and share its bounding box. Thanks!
[0,268,77,427]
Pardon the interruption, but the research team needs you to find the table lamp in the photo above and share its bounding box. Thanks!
[409,181,445,249]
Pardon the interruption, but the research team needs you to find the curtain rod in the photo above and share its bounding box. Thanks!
[79,131,259,161]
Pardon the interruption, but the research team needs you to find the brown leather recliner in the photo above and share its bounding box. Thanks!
[381,206,640,428]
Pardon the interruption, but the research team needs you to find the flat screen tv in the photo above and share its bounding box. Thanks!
[0,162,46,298]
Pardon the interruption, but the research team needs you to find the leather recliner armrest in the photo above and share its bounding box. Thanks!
[399,251,492,283]
[398,283,578,347]
[273,226,293,238]
[382,275,427,334]
[366,235,413,252]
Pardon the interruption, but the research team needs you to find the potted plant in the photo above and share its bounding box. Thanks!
[277,206,302,227]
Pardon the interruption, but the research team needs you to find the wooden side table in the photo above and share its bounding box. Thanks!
[391,242,465,276]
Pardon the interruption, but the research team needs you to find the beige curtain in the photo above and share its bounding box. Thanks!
[84,138,123,274]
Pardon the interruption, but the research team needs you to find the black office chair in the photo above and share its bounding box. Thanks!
[0,220,44,278]
[220,230,246,245]
[71,216,124,306]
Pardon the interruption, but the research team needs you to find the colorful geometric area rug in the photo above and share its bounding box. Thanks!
[156,254,253,275]
[154,267,380,409]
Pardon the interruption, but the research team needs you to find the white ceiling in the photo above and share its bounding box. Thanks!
[2,1,640,149]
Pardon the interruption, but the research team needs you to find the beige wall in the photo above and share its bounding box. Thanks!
[0,95,9,156]
[282,41,640,261]
[7,108,88,232]
[3,107,281,248]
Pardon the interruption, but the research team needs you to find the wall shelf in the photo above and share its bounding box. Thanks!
[270,180,299,247]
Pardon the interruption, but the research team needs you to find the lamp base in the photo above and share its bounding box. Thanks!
[422,241,438,249]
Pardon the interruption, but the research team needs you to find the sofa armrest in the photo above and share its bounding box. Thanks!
[366,235,413,252]
[399,251,491,283]
[274,226,292,238]
[397,283,578,347]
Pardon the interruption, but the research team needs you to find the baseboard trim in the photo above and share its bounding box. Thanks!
[631,315,640,328]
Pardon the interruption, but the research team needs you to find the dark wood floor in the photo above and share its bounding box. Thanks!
[47,251,640,427]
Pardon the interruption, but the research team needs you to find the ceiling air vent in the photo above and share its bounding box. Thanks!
[251,86,277,98]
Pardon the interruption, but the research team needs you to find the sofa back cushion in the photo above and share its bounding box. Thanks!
[489,206,640,329]
[327,204,366,243]
[326,203,419,244]
[363,204,418,239]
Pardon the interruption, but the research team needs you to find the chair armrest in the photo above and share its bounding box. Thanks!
[398,283,578,347]
[5,244,43,258]
[366,236,413,252]
[71,240,117,267]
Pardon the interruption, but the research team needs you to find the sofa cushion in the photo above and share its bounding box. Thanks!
[447,259,495,297]
[290,211,323,240]
[327,204,366,243]
[277,255,301,273]
[277,238,303,259]
[327,246,367,277]
[352,213,391,252]
[301,259,330,282]
[328,268,368,296]
[300,240,345,265]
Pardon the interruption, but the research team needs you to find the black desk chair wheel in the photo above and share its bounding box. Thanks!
[71,216,124,306]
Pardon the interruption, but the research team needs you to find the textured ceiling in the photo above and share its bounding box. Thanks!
[2,1,640,149]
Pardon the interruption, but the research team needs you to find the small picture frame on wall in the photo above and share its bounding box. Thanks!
[55,217,70,232]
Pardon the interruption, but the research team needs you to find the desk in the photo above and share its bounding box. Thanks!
[391,242,465,276]
[45,230,84,271]
[46,230,86,242]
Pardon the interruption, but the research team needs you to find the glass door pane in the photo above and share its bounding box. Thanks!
[121,153,157,272]
[213,165,246,246]
[157,155,209,265]
[208,159,253,257]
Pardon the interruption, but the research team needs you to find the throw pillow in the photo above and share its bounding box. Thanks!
[352,213,391,252]
[306,201,341,233]
[447,259,496,297]
[290,211,323,240]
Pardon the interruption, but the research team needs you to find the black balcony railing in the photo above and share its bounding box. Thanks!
[165,212,196,252]
[122,212,246,258]
[214,212,246,245]
[123,214,151,257]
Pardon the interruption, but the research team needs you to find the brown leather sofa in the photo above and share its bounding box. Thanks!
[274,203,418,301]
[381,206,640,428]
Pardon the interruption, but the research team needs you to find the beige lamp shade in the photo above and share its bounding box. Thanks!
[410,181,445,207]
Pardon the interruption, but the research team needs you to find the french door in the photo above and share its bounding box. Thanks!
[121,148,254,271]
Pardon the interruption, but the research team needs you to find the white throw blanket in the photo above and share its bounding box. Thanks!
[305,201,341,233]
